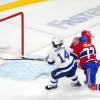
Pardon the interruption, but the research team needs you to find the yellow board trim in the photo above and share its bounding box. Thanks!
[0,0,47,12]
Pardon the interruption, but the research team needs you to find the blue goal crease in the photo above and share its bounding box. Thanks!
[0,60,52,81]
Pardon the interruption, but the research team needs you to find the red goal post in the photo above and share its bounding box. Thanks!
[0,12,24,58]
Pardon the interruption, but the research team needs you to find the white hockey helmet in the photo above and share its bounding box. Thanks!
[52,36,63,47]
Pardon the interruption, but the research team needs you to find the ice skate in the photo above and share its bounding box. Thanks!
[71,81,81,87]
[45,84,58,90]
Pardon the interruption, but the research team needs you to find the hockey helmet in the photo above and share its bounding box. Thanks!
[81,30,92,37]
[52,36,63,48]
[81,30,92,43]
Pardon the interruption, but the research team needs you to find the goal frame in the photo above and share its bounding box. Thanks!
[0,12,24,57]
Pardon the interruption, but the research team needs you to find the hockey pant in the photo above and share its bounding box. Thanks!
[50,62,79,85]
[84,61,99,85]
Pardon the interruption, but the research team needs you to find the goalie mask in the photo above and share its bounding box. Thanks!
[52,36,63,48]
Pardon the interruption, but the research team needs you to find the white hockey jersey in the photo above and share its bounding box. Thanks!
[47,45,75,69]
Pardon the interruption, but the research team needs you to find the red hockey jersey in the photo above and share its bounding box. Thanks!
[71,42,96,69]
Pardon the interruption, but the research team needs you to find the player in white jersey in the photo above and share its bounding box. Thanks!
[45,36,81,90]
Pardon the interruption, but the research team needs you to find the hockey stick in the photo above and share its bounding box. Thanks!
[0,57,45,61]
[23,57,45,61]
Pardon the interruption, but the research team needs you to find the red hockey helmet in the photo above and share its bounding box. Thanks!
[81,30,92,43]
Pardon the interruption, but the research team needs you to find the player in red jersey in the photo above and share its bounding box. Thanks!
[72,37,96,69]
[70,34,100,91]
[70,30,98,69]
[81,30,100,66]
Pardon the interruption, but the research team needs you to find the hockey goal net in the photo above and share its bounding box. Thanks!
[0,12,24,59]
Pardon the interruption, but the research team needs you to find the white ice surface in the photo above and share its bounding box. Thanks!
[0,0,100,100]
